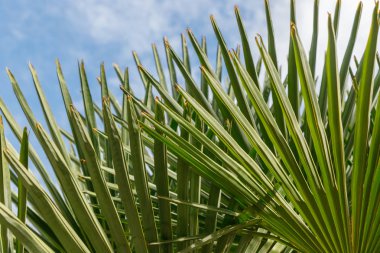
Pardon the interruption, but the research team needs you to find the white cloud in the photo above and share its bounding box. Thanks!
[64,0,374,72]
[295,0,373,77]
[64,0,264,55]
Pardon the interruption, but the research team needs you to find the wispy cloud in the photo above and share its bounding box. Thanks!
[63,0,265,57]
[62,0,371,74]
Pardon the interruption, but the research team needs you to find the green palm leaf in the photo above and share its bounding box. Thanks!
[0,1,379,252]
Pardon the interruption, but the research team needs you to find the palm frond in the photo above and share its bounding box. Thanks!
[0,1,379,252]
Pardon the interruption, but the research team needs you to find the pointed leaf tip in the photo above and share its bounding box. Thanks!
[163,38,170,48]
[254,35,263,46]
[137,64,144,70]
[5,67,13,76]
[141,111,149,117]
[102,96,110,105]
[69,104,77,112]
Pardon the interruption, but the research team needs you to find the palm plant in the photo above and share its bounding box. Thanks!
[0,0,379,252]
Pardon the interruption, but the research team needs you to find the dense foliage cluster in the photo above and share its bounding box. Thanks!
[0,0,379,252]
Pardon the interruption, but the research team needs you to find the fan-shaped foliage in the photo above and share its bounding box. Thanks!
[0,0,379,252]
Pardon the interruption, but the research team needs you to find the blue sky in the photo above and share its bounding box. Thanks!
[0,0,374,181]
